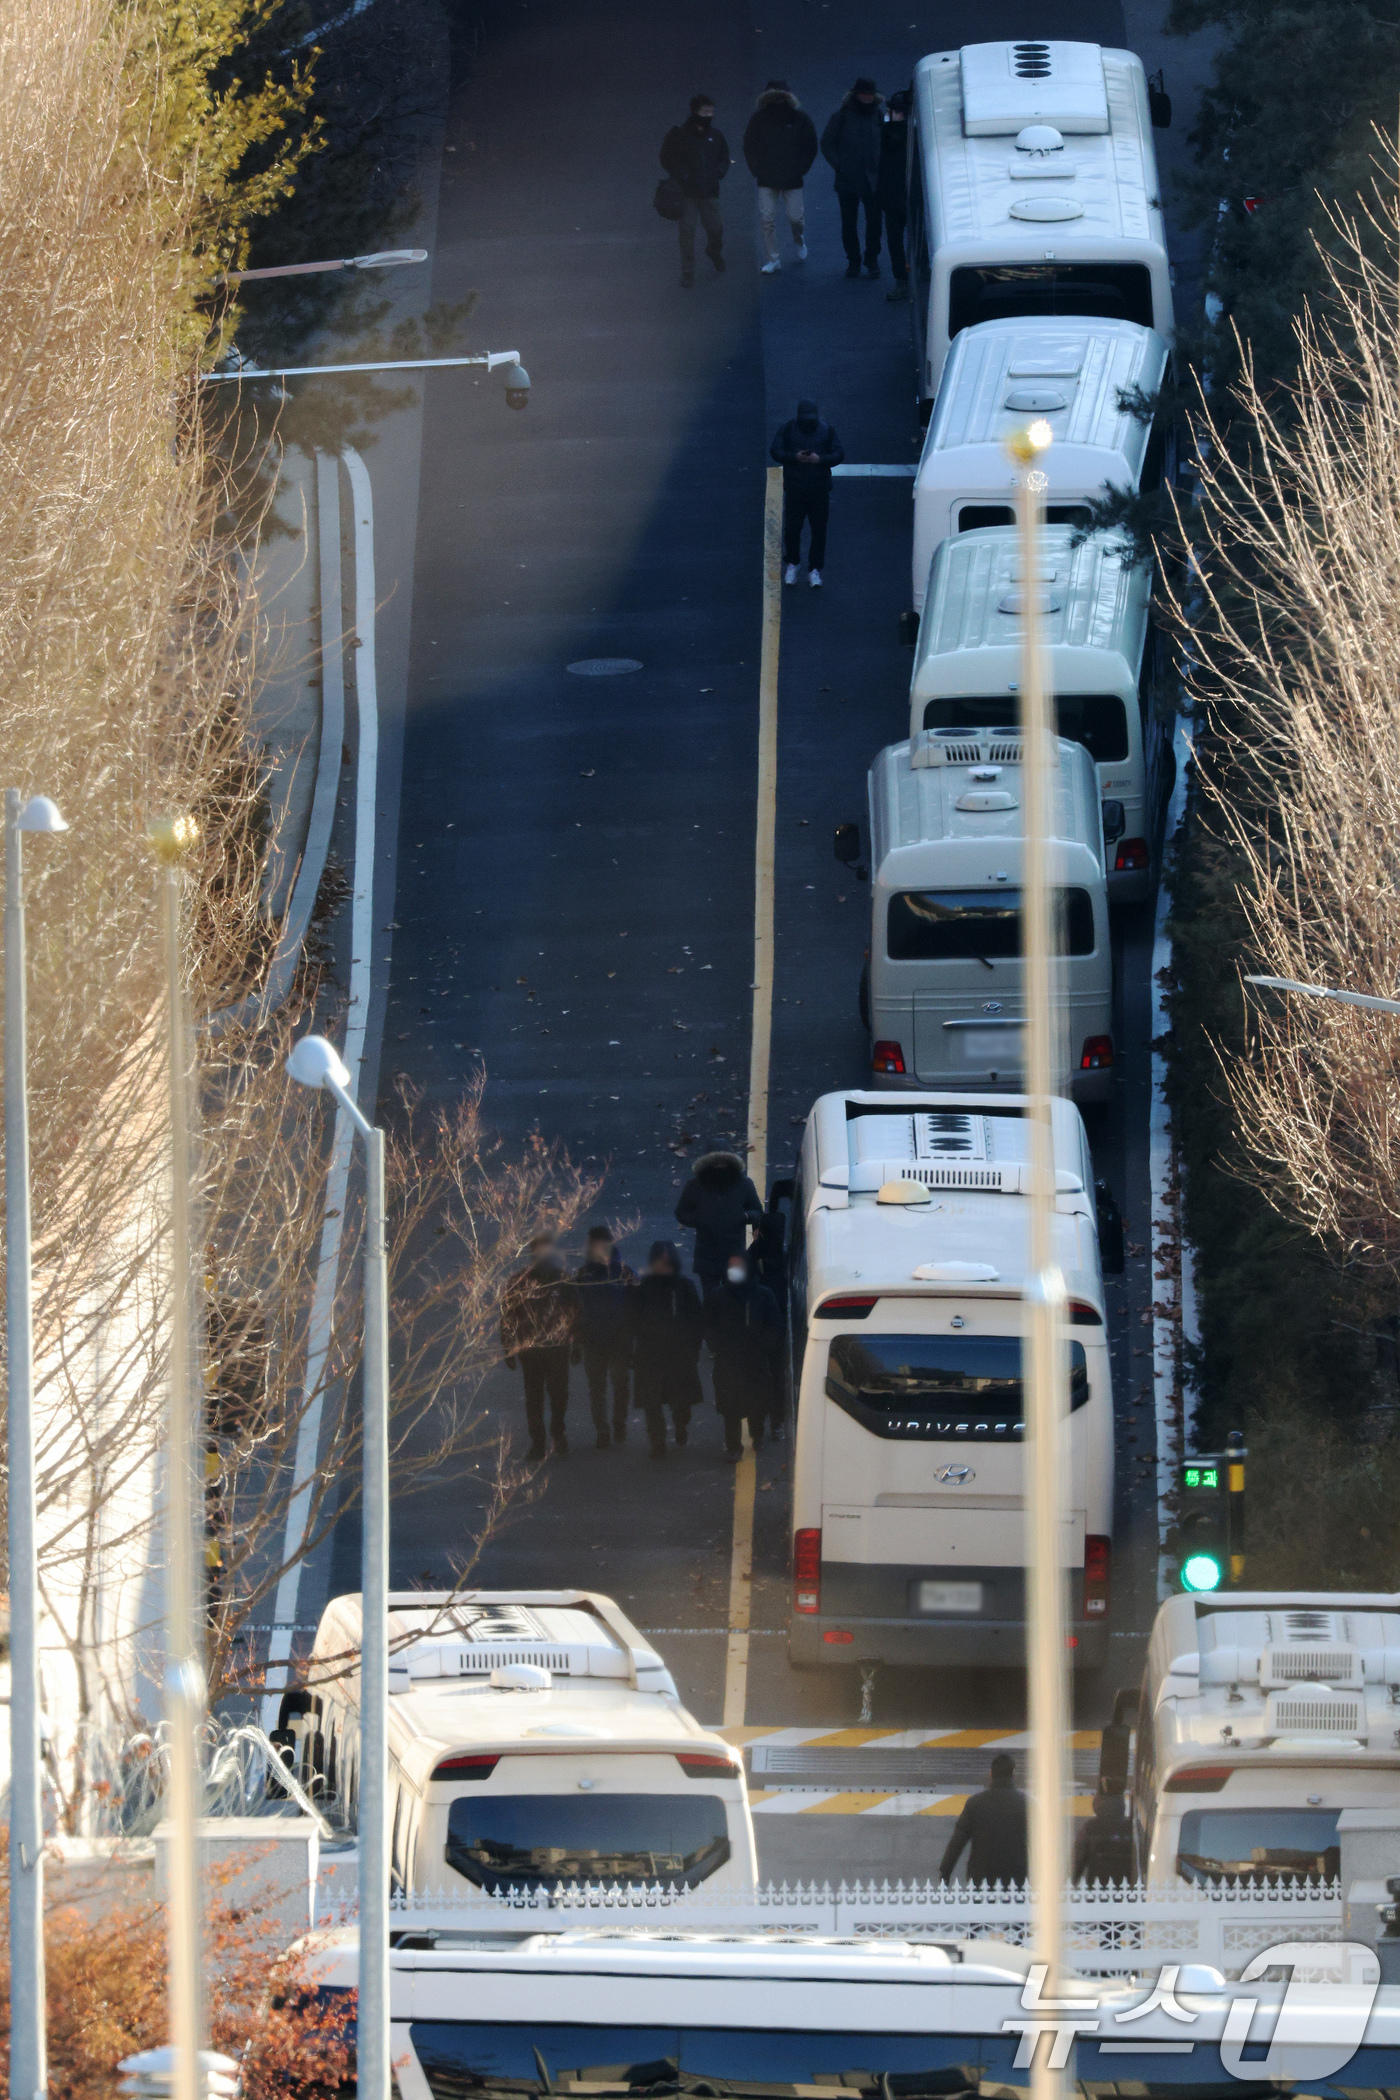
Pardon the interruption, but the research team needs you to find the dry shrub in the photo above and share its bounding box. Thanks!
[0,1848,352,2099]
[1177,137,1400,1277]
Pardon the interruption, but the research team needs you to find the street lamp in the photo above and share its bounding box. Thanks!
[201,347,530,407]
[219,249,428,284]
[1243,973,1400,1017]
[149,813,206,2100]
[1007,418,1071,2100]
[284,1033,389,2100]
[6,788,68,2100]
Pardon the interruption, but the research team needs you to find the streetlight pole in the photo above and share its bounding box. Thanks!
[1008,421,1069,2100]
[149,814,205,2100]
[5,788,68,2100]
[219,248,428,284]
[1244,973,1400,1018]
[285,1034,389,2100]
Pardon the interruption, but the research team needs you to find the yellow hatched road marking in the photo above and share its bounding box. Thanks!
[798,1791,898,1814]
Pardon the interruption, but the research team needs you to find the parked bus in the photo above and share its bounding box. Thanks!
[280,1590,757,1895]
[907,41,1173,407]
[783,1089,1117,1674]
[910,316,1171,617]
[909,525,1168,902]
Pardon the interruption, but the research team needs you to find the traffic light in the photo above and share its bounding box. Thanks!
[1174,1435,1245,1592]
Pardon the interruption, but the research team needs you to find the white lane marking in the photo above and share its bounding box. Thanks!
[830,464,917,476]
[261,447,378,1724]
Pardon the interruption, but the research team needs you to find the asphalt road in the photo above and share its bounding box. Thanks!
[317,0,1200,1881]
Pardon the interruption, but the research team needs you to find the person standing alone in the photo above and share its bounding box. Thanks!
[573,1225,636,1449]
[628,1241,704,1459]
[500,1232,575,1462]
[938,1753,1030,1887]
[770,398,845,587]
[821,78,884,278]
[660,94,731,288]
[880,89,912,302]
[742,80,817,274]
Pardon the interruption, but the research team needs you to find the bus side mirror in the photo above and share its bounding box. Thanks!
[1102,798,1126,844]
[1148,71,1172,127]
[1113,1686,1141,1729]
[898,609,920,649]
[834,823,868,880]
[1097,1720,1132,1791]
[1095,1178,1125,1273]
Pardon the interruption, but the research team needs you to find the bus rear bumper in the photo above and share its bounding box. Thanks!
[788,1614,1108,1673]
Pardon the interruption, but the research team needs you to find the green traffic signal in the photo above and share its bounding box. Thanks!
[1181,1551,1224,1592]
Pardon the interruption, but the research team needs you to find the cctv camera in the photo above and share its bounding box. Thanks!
[503,362,530,410]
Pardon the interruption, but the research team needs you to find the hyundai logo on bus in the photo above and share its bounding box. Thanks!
[936,1463,976,1484]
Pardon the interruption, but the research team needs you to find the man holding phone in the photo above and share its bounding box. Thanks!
[769,397,845,588]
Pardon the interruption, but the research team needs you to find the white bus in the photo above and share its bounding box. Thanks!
[907,41,1174,406]
[282,1591,757,1896]
[849,731,1114,1100]
[909,525,1168,902]
[910,316,1171,616]
[783,1090,1116,1673]
[1116,1590,1400,1886]
[271,1924,1399,2099]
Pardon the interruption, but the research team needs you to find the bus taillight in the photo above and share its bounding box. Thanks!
[432,1753,499,1781]
[1085,1535,1111,1617]
[794,1528,821,1615]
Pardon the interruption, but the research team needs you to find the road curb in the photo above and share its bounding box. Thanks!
[1150,709,1194,1598]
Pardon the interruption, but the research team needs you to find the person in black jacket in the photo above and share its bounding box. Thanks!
[821,78,885,278]
[704,1249,784,1459]
[742,81,818,274]
[675,1150,764,1293]
[500,1233,576,1461]
[880,89,912,302]
[572,1225,636,1449]
[660,95,731,289]
[628,1241,704,1459]
[939,1754,1029,1886]
[1071,1785,1134,1885]
[770,399,845,587]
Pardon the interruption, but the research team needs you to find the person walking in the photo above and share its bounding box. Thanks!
[742,79,818,274]
[880,89,912,302]
[675,1148,764,1294]
[821,78,885,278]
[938,1753,1030,1886]
[573,1225,636,1449]
[770,398,845,587]
[704,1249,784,1460]
[660,94,731,289]
[1071,1784,1134,1885]
[500,1232,576,1461]
[627,1240,704,1459]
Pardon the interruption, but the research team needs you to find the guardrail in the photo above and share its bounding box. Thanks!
[329,1880,1350,1980]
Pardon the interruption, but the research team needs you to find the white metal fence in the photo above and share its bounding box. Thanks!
[328,1879,1351,1980]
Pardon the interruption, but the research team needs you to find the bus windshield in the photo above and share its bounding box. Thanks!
[948,263,1154,337]
[1176,1807,1341,1887]
[826,1335,1088,1440]
[445,1794,730,1892]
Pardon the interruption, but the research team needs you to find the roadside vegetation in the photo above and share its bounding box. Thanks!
[1161,0,1400,1578]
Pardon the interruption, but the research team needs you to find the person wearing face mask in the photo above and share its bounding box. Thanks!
[704,1248,784,1461]
[660,94,732,289]
[880,89,912,302]
[769,398,845,588]
[820,77,885,279]
[627,1241,704,1459]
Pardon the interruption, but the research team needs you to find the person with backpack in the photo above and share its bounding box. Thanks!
[742,80,818,274]
[659,94,732,288]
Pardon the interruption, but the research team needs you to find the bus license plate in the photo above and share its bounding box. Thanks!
[917,1580,984,1613]
[961,1029,1021,1064]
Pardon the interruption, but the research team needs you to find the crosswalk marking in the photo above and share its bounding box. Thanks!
[745,1789,1097,1818]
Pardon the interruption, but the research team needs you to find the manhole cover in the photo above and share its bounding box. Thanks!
[567,657,643,677]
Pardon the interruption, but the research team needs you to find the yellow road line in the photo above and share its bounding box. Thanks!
[723,1445,757,1727]
[723,465,783,1736]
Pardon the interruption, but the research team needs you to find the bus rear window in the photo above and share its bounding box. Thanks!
[922,693,1129,764]
[1177,1807,1341,1887]
[445,1794,730,1892]
[826,1334,1088,1440]
[949,263,1155,337]
[887,888,1096,961]
[956,504,1090,534]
